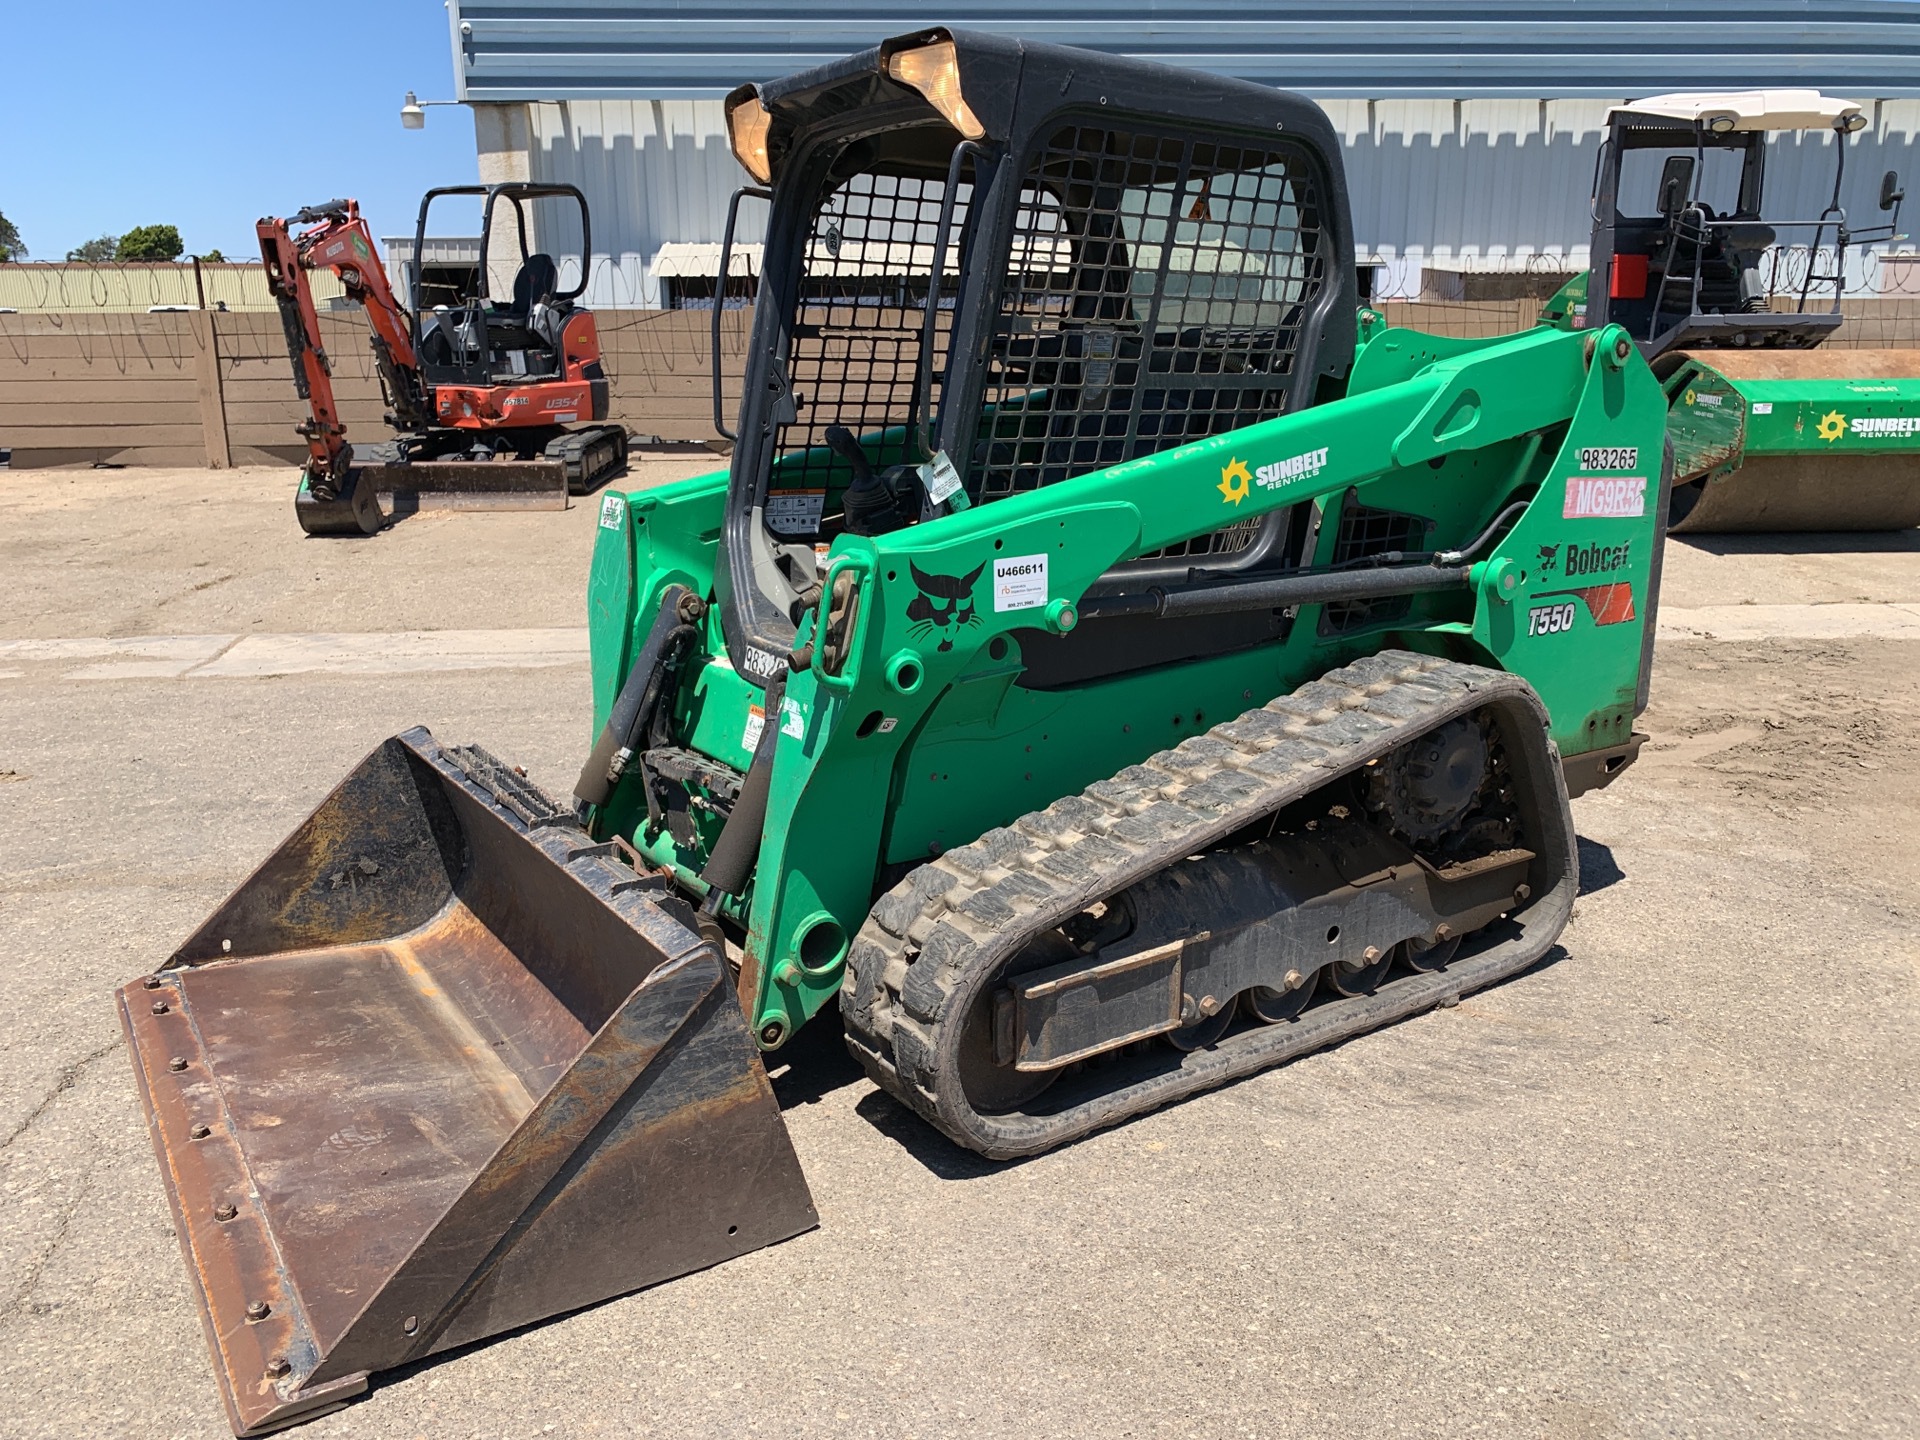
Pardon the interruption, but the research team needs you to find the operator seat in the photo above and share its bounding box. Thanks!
[506,253,560,321]
[1717,219,1778,313]
[1654,204,1746,318]
[487,253,566,363]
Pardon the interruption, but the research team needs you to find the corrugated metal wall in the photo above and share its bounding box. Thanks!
[525,100,757,307]
[514,96,1920,306]
[443,1,1920,305]
[450,2,1920,99]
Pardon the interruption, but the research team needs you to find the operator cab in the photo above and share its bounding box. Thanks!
[409,183,592,387]
[1588,90,1902,354]
[712,28,1358,681]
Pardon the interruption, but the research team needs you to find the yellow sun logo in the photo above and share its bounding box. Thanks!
[1816,410,1847,443]
[1218,457,1251,505]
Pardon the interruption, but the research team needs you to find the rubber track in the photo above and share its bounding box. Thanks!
[547,425,628,494]
[841,649,1579,1160]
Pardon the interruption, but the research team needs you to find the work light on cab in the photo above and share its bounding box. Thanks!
[727,92,773,184]
[887,37,985,139]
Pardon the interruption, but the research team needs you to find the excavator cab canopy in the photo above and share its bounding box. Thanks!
[1588,88,1901,355]
[709,27,1360,682]
[410,182,592,388]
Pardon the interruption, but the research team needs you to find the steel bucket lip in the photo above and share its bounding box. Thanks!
[121,729,818,1437]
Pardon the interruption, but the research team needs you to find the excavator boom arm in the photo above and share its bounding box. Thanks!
[256,200,431,493]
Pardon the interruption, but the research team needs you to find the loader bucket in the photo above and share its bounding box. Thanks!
[116,729,817,1436]
[1662,349,1920,533]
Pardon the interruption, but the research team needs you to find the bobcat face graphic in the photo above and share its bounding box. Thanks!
[906,562,985,652]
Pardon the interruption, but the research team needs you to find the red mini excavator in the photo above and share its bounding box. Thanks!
[257,184,628,535]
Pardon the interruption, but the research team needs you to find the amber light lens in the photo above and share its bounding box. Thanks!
[728,95,773,183]
[887,40,986,140]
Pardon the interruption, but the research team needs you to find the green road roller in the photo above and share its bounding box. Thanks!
[1541,87,1918,532]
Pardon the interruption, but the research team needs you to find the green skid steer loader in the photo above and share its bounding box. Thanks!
[120,31,1670,1435]
[1540,88,1916,532]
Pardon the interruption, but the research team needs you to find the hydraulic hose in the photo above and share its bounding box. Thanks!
[573,584,692,811]
[1079,562,1470,621]
[699,670,785,902]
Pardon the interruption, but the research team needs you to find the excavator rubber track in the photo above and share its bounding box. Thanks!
[842,651,1579,1160]
[296,428,631,534]
[545,424,630,495]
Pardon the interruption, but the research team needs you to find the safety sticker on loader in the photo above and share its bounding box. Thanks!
[993,554,1048,611]
[767,489,827,534]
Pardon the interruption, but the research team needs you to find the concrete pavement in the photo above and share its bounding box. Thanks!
[0,467,1914,1440]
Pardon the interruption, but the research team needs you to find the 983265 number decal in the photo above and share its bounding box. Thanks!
[1528,602,1577,637]
[1577,446,1639,471]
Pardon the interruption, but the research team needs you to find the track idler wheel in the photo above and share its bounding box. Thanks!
[1242,968,1319,1024]
[1323,943,1397,997]
[1167,993,1235,1051]
[1405,933,1463,972]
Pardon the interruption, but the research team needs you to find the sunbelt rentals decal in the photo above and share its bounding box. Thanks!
[1820,409,1920,441]
[1218,447,1330,505]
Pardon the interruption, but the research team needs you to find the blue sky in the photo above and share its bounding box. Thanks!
[5,2,475,259]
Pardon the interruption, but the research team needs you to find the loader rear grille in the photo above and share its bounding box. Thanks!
[1321,495,1432,635]
[970,123,1326,562]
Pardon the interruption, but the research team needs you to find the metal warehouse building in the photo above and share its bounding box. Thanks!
[428,2,1920,306]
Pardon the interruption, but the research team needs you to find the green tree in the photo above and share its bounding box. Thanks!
[67,234,119,263]
[195,248,227,263]
[0,211,25,262]
[116,224,185,262]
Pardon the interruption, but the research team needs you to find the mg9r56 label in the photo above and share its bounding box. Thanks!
[1564,474,1647,519]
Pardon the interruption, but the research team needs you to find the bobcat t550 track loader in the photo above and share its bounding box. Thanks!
[121,31,1670,1435]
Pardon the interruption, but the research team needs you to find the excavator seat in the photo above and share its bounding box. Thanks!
[487,254,565,354]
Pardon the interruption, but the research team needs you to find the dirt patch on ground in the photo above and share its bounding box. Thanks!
[0,457,712,638]
[1639,637,1920,893]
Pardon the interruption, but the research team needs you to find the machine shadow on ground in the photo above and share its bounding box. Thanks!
[850,940,1577,1182]
[1674,529,1920,558]
[765,1006,869,1111]
[1577,835,1626,894]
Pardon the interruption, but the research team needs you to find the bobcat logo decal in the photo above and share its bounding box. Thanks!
[1537,543,1562,575]
[906,561,985,652]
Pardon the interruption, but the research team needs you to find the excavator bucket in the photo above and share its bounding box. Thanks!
[1661,350,1920,533]
[116,729,817,1436]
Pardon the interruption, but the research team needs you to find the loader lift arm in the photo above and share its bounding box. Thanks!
[256,200,429,503]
